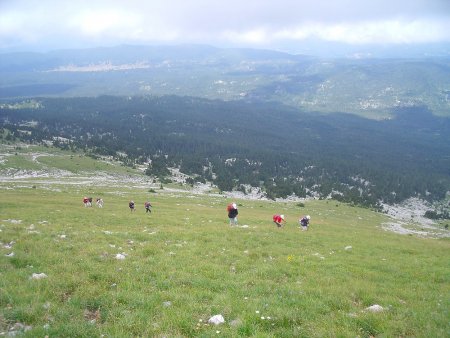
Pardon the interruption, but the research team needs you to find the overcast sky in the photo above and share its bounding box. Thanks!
[1,0,449,53]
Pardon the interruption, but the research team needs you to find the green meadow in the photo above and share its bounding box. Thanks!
[0,146,449,337]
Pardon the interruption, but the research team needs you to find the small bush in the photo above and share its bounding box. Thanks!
[424,210,439,219]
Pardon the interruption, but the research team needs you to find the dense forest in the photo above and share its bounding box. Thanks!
[1,95,449,209]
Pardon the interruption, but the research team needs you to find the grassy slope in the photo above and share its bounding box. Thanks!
[0,182,449,337]
[0,146,138,176]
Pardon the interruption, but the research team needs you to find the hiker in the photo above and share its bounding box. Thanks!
[144,201,152,213]
[227,203,238,226]
[83,197,91,207]
[96,198,103,208]
[129,200,135,212]
[273,214,285,228]
[299,215,311,231]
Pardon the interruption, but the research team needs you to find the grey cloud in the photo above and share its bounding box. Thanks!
[1,0,449,51]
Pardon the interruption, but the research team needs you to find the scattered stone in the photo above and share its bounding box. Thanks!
[365,304,384,312]
[5,252,14,257]
[59,234,67,239]
[208,314,225,325]
[3,241,15,249]
[31,273,48,280]
[163,301,172,307]
[115,253,126,260]
[345,246,352,250]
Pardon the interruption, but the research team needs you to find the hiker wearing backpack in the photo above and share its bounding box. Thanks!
[145,201,152,213]
[83,196,92,207]
[227,203,238,226]
[96,198,103,208]
[299,215,311,231]
[273,214,285,228]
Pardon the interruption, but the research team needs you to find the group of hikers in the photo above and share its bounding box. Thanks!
[273,214,311,230]
[83,197,103,208]
[227,202,311,230]
[83,197,311,229]
[82,197,152,213]
[128,200,153,213]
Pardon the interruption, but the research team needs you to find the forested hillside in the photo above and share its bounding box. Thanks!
[1,95,449,208]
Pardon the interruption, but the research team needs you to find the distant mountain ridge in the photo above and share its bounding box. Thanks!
[1,44,449,118]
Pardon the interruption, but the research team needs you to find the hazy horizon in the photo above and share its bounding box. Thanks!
[1,0,450,57]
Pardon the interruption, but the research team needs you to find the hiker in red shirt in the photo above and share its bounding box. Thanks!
[273,214,285,228]
[83,197,91,207]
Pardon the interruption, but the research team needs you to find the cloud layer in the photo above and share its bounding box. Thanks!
[1,0,449,51]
